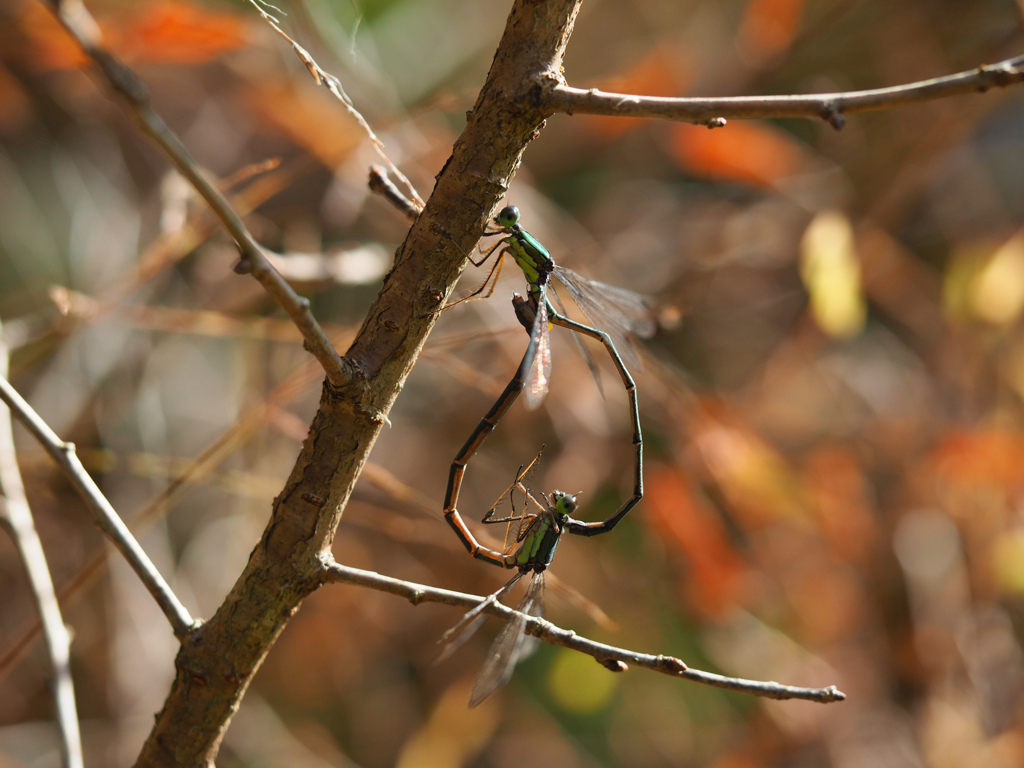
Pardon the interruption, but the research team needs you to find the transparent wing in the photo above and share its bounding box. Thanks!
[518,572,546,658]
[553,267,655,373]
[468,572,545,708]
[549,284,605,399]
[521,292,552,411]
[435,571,524,665]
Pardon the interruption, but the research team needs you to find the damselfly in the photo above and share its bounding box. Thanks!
[457,205,656,409]
[443,206,655,553]
[438,456,584,706]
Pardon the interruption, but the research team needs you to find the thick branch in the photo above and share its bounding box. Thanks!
[0,375,195,638]
[127,1,584,764]
[545,54,1024,129]
[320,559,846,704]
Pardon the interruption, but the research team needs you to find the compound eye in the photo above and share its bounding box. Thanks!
[553,490,578,515]
[496,205,520,227]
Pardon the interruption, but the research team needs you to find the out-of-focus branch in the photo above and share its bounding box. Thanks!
[0,323,83,768]
[41,0,353,389]
[545,54,1024,129]
[320,558,846,704]
[0,356,329,688]
[0,374,195,638]
[245,0,424,211]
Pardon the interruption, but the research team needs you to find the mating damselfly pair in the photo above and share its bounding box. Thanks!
[437,205,655,706]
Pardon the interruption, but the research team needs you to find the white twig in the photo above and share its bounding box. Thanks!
[0,374,195,638]
[320,557,846,704]
[0,322,83,768]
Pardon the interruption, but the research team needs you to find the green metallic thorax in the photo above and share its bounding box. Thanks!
[505,226,553,292]
[514,492,576,569]
[515,509,563,568]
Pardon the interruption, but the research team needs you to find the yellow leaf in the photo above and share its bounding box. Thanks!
[548,648,619,714]
[990,530,1024,594]
[971,233,1024,325]
[800,211,865,338]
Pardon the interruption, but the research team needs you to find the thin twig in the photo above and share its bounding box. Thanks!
[0,357,328,686]
[42,0,352,389]
[545,54,1024,129]
[246,0,425,209]
[0,323,84,768]
[368,165,421,222]
[0,374,195,638]
[320,558,846,704]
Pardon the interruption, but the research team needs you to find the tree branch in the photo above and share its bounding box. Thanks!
[544,54,1024,129]
[42,0,353,389]
[36,0,1019,762]
[0,323,84,768]
[0,374,195,638]
[369,165,421,222]
[245,0,424,210]
[320,558,846,704]
[124,1,586,763]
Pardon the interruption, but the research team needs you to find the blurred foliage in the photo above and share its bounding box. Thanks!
[2,0,1024,766]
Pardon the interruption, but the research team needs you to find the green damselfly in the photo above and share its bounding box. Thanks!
[438,455,582,706]
[443,206,655,557]
[457,205,655,409]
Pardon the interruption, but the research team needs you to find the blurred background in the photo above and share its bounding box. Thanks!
[3,0,1024,765]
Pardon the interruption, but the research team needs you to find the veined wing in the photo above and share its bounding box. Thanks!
[553,267,655,372]
[436,570,524,664]
[521,290,552,411]
[468,572,546,708]
[518,572,546,658]
[548,284,605,399]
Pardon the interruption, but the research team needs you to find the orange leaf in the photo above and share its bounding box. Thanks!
[242,77,366,167]
[802,445,877,563]
[668,120,807,187]
[587,47,691,138]
[117,0,249,66]
[737,0,805,60]
[14,0,249,71]
[645,465,746,617]
[688,405,808,528]
[930,429,1024,494]
[12,2,89,71]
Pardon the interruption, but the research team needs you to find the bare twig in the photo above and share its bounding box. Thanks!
[545,54,1024,129]
[246,0,425,209]
[0,356,328,686]
[369,165,421,222]
[0,323,84,768]
[33,0,888,762]
[320,558,846,704]
[0,374,195,638]
[41,0,353,389]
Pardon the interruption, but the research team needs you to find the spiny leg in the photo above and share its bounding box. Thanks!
[480,448,547,552]
[432,243,511,315]
[480,447,546,526]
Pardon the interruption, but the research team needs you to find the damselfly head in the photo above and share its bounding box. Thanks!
[494,205,520,229]
[551,490,578,516]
